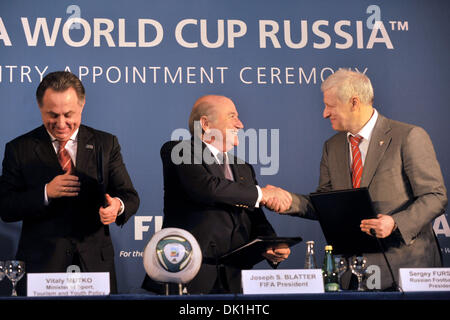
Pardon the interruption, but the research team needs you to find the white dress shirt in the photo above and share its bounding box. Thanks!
[347,108,379,168]
[49,130,79,166]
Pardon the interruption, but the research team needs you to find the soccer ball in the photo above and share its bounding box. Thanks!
[143,228,202,284]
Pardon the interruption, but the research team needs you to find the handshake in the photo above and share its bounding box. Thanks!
[260,185,292,213]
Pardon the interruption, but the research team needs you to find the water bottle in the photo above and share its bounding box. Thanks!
[322,245,339,292]
[304,241,317,269]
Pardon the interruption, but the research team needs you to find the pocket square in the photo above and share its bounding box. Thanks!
[85,144,94,149]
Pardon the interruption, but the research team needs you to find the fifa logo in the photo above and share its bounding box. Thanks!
[134,215,163,240]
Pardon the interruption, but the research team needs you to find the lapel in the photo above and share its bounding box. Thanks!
[33,125,61,173]
[229,154,247,183]
[197,140,246,183]
[222,152,248,183]
[75,125,96,176]
[361,115,392,187]
[197,140,225,178]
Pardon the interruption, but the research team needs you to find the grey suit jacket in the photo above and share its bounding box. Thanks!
[288,114,447,289]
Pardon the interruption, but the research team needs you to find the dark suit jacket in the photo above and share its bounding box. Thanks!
[142,139,276,294]
[287,114,447,290]
[0,125,140,293]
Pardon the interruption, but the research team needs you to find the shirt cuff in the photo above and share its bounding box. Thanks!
[115,197,125,216]
[255,185,263,208]
[44,184,49,205]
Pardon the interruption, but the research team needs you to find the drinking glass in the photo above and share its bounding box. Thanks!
[0,261,5,281]
[334,255,348,290]
[350,256,367,291]
[5,260,25,296]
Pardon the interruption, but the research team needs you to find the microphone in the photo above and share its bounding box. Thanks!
[369,228,401,292]
[211,242,226,293]
[96,145,107,208]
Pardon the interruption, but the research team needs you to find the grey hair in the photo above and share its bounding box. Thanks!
[321,69,374,105]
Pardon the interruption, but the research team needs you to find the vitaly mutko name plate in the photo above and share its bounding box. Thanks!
[27,272,110,297]
[241,269,324,294]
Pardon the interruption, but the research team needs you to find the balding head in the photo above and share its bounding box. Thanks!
[188,95,232,135]
[188,95,243,151]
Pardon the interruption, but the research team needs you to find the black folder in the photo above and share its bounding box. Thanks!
[219,236,302,266]
[309,188,380,255]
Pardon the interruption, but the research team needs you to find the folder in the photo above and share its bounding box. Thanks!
[219,236,302,267]
[309,187,380,255]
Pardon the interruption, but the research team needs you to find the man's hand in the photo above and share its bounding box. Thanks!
[262,245,291,264]
[360,214,396,238]
[46,171,80,199]
[99,194,120,225]
[261,184,292,213]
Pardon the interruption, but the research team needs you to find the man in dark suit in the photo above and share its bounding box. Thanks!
[269,69,447,290]
[142,95,292,294]
[0,71,140,294]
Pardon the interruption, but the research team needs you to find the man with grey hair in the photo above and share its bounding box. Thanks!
[268,69,447,290]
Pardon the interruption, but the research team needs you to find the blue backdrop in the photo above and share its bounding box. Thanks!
[0,0,449,293]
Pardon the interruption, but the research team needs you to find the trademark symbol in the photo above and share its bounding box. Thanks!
[389,21,409,31]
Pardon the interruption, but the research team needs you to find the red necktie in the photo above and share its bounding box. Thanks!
[58,140,74,173]
[349,135,363,188]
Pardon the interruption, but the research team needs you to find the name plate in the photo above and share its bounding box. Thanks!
[241,269,324,294]
[399,268,450,292]
[27,272,110,297]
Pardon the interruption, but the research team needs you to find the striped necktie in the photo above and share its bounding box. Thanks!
[58,140,74,173]
[349,135,363,188]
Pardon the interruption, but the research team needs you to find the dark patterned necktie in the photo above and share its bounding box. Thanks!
[349,135,363,188]
[58,140,73,173]
[221,152,234,181]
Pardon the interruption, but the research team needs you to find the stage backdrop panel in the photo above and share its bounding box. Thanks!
[0,0,449,293]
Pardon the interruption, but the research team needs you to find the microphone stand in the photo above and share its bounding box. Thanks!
[96,145,107,208]
[370,228,402,292]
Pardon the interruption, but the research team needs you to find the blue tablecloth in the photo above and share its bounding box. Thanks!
[1,291,448,319]
[1,290,448,300]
